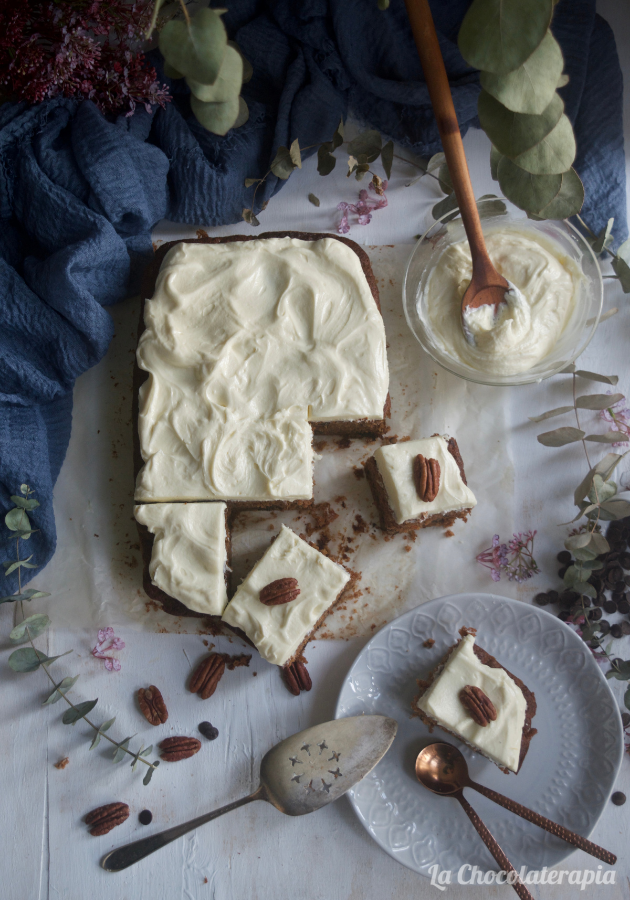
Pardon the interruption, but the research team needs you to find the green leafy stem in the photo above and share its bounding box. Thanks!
[2,487,159,785]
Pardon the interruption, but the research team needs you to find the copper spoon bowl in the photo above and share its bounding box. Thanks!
[416,742,617,866]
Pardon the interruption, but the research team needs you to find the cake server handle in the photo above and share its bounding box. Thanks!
[455,793,534,900]
[468,780,617,865]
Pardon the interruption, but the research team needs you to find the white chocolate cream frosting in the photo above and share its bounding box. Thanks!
[417,634,527,772]
[134,502,228,616]
[374,435,476,525]
[135,237,389,502]
[419,227,582,376]
[221,525,350,667]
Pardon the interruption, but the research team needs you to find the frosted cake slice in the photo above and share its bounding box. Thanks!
[134,502,229,617]
[364,434,476,533]
[414,630,537,774]
[221,525,350,667]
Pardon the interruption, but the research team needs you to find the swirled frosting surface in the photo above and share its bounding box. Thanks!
[420,228,581,376]
[134,502,228,616]
[135,237,388,501]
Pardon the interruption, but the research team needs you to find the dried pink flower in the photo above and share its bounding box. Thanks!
[336,178,388,234]
[599,392,630,447]
[92,627,125,671]
[476,531,539,583]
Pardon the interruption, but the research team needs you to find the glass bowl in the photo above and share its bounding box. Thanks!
[402,199,603,386]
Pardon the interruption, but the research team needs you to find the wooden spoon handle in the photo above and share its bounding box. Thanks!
[404,0,488,264]
[456,794,534,900]
[471,781,617,865]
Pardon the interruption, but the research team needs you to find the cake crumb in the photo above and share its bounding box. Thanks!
[224,653,251,670]
[336,436,352,449]
[404,545,411,553]
[423,639,435,648]
[353,466,365,480]
[352,514,368,534]
[313,439,328,452]
[444,529,454,538]
[54,757,70,770]
[196,229,209,239]
[305,502,339,536]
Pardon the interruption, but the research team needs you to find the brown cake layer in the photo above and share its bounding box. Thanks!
[364,436,472,534]
[413,627,538,774]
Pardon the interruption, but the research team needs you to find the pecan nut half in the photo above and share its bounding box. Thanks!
[189,653,226,700]
[159,736,202,762]
[85,801,130,836]
[460,685,497,727]
[260,577,300,606]
[138,685,168,726]
[413,454,441,502]
[282,660,312,696]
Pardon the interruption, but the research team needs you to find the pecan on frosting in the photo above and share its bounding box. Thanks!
[413,454,441,502]
[460,684,497,727]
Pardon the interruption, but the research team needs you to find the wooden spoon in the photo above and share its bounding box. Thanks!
[404,0,510,329]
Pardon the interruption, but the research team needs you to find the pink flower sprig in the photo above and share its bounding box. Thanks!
[337,178,388,234]
[476,531,539,583]
[599,392,630,448]
[92,627,125,671]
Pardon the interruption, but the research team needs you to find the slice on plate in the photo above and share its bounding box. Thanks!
[364,434,476,533]
[221,524,351,668]
[413,628,537,773]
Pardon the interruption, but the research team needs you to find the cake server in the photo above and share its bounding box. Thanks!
[416,742,617,867]
[101,715,397,872]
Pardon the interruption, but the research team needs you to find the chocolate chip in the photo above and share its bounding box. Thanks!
[558,610,571,622]
[608,566,624,584]
[534,593,549,606]
[611,624,623,639]
[557,550,572,565]
[624,575,630,587]
[198,721,219,741]
[621,712,630,728]
[599,620,611,635]
[588,607,602,621]
[621,621,630,636]
[546,590,559,603]
[593,594,605,607]
[604,600,618,614]
[588,575,602,592]
[558,566,568,579]
[620,553,630,569]
[618,599,630,614]
[611,792,626,806]
[139,809,153,825]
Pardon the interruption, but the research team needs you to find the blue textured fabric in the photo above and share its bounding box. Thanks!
[0,0,626,589]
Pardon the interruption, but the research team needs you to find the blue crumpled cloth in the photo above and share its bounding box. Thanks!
[0,0,625,590]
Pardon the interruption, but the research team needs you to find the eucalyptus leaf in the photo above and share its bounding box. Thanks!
[616,237,630,265]
[3,556,35,575]
[600,499,630,519]
[572,547,598,562]
[557,73,569,88]
[244,178,259,188]
[242,208,260,226]
[8,647,47,672]
[190,94,240,136]
[290,138,302,169]
[20,484,29,495]
[143,761,159,785]
[186,45,242,102]
[381,140,393,179]
[574,370,618,385]
[347,130,382,163]
[588,532,610,555]
[490,145,502,180]
[228,41,252,84]
[10,496,40,510]
[113,737,133,764]
[9,614,50,644]
[145,0,165,40]
[575,392,624,410]
[432,193,459,221]
[497,156,562,213]
[5,508,29,532]
[588,475,616,505]
[233,97,249,130]
[270,145,297,180]
[611,254,630,293]
[563,565,580,587]
[163,61,184,79]
[573,582,596,599]
[535,167,584,219]
[537,426,584,447]
[159,7,227,86]
[332,119,344,150]
[458,0,552,74]
[478,91,563,158]
[354,163,370,181]
[44,675,79,705]
[528,405,574,423]
[625,686,630,711]
[585,432,628,443]
[62,699,98,725]
[511,114,575,175]
[480,31,564,114]
[317,143,336,176]
[592,218,614,255]
[308,193,320,207]
[564,532,592,551]
[477,195,508,217]
[438,163,453,194]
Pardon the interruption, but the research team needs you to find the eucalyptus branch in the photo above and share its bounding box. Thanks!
[2,487,160,785]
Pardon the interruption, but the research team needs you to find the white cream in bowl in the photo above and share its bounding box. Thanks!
[418,227,583,376]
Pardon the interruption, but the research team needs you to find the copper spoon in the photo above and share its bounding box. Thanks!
[404,0,510,331]
[416,742,617,866]
[415,742,533,899]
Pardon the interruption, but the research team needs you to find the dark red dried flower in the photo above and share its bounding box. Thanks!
[0,0,171,116]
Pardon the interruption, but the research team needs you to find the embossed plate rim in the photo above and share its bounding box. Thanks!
[335,592,624,878]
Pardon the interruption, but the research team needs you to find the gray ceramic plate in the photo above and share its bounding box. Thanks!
[335,593,623,876]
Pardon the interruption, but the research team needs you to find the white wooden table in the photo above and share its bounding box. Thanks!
[2,3,630,897]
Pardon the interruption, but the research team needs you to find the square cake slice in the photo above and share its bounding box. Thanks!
[221,525,350,667]
[134,502,229,617]
[365,434,476,533]
[414,630,537,773]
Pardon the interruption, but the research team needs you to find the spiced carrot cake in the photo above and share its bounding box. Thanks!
[365,434,476,533]
[414,629,537,774]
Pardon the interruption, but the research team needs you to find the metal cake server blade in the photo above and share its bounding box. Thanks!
[101,715,397,872]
